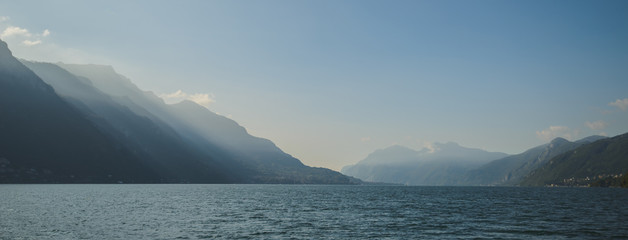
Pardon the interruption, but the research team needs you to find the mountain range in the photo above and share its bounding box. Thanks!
[341,142,508,185]
[1,37,626,186]
[462,136,607,186]
[520,133,628,186]
[0,39,356,184]
[342,134,628,187]
[1,40,159,183]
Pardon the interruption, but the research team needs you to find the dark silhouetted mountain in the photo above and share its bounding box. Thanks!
[0,39,160,183]
[463,136,607,186]
[520,132,628,186]
[21,60,235,183]
[341,143,507,185]
[54,62,354,184]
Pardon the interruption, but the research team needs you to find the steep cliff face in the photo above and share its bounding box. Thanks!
[0,40,160,183]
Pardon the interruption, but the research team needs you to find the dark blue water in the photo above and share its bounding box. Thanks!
[1,185,627,239]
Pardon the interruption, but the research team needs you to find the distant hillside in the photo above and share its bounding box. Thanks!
[341,143,507,185]
[463,136,606,186]
[520,132,628,187]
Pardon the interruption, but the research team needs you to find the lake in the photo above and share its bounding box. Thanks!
[1,185,627,239]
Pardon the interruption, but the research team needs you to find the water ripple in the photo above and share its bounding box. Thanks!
[1,185,627,239]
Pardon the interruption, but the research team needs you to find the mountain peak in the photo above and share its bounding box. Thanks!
[371,144,421,157]
[550,137,570,145]
[0,39,10,55]
[343,141,509,185]
[382,144,416,152]
[357,145,420,165]
[0,39,18,63]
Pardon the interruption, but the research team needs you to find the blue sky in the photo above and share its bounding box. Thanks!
[2,0,627,170]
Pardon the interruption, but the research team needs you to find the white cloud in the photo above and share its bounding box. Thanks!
[585,120,607,130]
[160,89,187,101]
[360,137,371,142]
[1,26,31,38]
[188,93,215,108]
[536,126,578,142]
[1,21,108,64]
[159,90,215,108]
[1,25,48,48]
[22,39,42,46]
[609,98,628,111]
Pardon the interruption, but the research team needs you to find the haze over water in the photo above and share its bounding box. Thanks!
[2,185,627,239]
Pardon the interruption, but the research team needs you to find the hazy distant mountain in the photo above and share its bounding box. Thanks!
[520,133,628,186]
[341,143,508,185]
[463,136,607,186]
[0,40,160,183]
[54,62,354,184]
[341,145,423,184]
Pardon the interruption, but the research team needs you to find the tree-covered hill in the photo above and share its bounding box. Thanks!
[520,132,628,187]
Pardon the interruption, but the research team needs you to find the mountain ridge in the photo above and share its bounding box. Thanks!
[1,39,161,183]
[1,39,356,184]
[462,135,608,186]
[54,63,349,183]
[520,133,628,186]
[341,142,508,185]
[22,60,235,183]
[3,37,625,185]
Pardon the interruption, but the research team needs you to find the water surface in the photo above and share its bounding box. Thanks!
[1,185,627,239]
